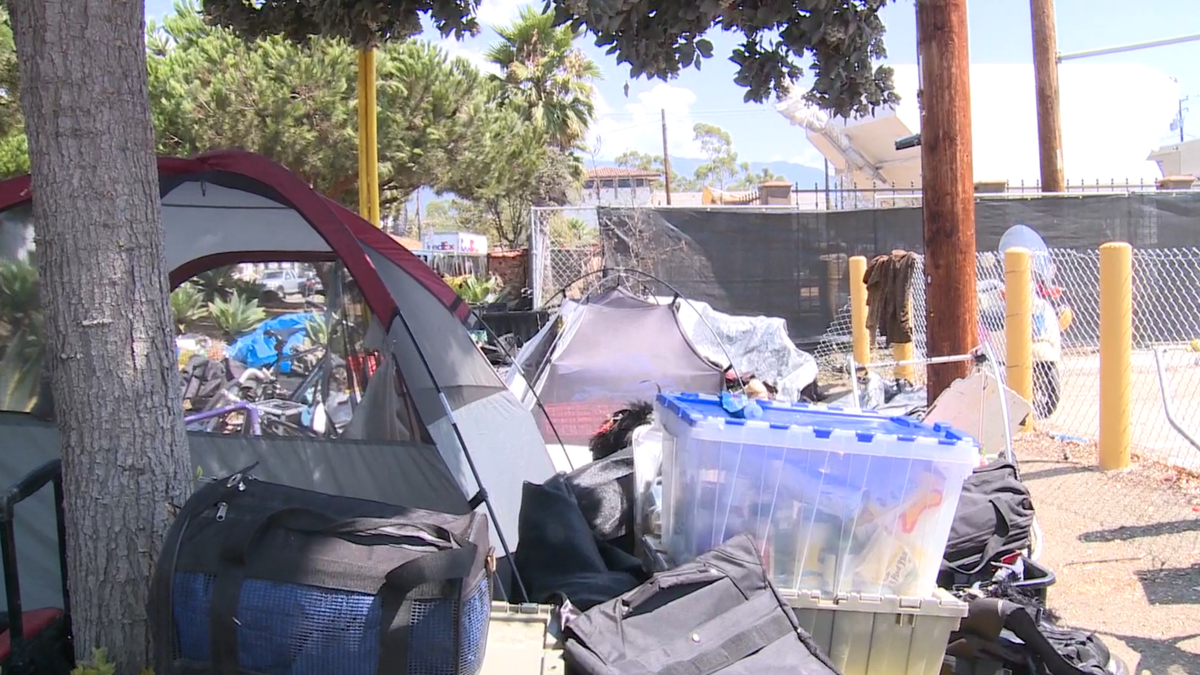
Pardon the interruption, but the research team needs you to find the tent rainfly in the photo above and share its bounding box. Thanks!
[0,150,563,585]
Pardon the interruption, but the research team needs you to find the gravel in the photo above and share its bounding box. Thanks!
[1014,432,1200,675]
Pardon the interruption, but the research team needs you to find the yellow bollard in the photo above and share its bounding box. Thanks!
[893,341,915,380]
[848,256,870,368]
[357,48,381,227]
[1005,247,1034,410]
[1099,242,1132,471]
[892,294,915,380]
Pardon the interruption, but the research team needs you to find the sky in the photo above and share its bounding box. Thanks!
[144,0,1200,174]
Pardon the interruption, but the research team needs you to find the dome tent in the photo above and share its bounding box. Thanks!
[508,287,725,452]
[0,151,561,605]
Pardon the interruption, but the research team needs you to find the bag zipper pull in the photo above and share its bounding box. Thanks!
[215,502,228,522]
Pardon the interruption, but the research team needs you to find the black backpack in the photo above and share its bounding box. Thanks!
[940,461,1036,589]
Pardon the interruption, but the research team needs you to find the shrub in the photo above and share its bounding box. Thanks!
[169,283,208,334]
[207,292,267,339]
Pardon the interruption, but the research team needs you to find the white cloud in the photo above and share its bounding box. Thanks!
[476,0,530,30]
[439,40,501,76]
[789,145,827,169]
[588,83,706,160]
[432,0,531,76]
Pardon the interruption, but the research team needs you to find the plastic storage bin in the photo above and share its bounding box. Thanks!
[481,603,564,675]
[782,589,968,675]
[657,392,980,598]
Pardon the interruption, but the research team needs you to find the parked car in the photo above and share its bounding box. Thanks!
[259,268,305,298]
[302,273,323,297]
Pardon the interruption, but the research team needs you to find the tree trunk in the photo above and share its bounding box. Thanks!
[8,0,192,671]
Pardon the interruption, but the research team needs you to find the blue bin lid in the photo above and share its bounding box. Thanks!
[656,392,976,446]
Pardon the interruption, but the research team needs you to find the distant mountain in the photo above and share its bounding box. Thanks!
[589,157,829,190]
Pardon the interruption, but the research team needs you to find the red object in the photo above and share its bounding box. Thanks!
[0,608,63,662]
[347,352,381,389]
[1001,551,1022,566]
[0,150,472,325]
[539,401,627,443]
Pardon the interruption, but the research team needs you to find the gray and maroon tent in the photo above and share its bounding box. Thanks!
[0,150,561,607]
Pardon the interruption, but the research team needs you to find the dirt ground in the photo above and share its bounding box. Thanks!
[1015,433,1200,675]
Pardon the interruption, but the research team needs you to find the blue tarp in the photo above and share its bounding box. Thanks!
[225,313,318,372]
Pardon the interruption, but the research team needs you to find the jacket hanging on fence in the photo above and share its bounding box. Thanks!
[863,250,917,345]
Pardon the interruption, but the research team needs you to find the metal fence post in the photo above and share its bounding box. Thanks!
[848,256,870,367]
[1099,241,1133,470]
[528,208,541,309]
[1005,247,1034,412]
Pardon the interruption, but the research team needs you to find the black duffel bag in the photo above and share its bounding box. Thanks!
[939,461,1036,589]
[945,596,1129,675]
[563,533,843,675]
[150,469,493,675]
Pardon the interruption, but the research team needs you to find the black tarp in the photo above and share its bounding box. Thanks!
[598,193,1200,343]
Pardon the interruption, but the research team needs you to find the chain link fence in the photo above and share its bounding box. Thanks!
[532,203,1200,470]
[813,249,1200,469]
[533,201,1200,571]
[813,248,1200,567]
[528,206,604,308]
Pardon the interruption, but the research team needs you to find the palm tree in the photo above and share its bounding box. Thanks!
[485,6,601,153]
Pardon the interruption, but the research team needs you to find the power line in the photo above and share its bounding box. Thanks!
[1058,32,1200,62]
[598,107,775,118]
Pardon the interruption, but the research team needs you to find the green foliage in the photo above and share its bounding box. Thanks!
[66,647,153,675]
[420,199,461,233]
[733,166,789,190]
[550,0,898,113]
[169,283,209,333]
[613,124,787,192]
[190,266,238,303]
[452,147,581,248]
[200,0,480,48]
[207,292,267,339]
[190,267,262,304]
[612,150,689,190]
[0,327,41,413]
[443,274,503,305]
[70,648,117,675]
[0,256,37,328]
[691,123,748,190]
[149,2,527,208]
[0,257,42,413]
[549,215,596,246]
[0,3,587,239]
[0,9,27,179]
[197,0,897,115]
[485,7,600,153]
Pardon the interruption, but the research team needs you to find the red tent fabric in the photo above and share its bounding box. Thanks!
[0,149,469,322]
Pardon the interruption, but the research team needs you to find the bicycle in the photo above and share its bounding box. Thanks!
[183,382,314,438]
[212,316,360,436]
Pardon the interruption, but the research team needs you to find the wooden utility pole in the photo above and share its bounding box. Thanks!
[1031,0,1064,192]
[917,0,978,404]
[661,109,673,204]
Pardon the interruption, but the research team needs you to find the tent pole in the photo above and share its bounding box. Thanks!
[389,309,531,603]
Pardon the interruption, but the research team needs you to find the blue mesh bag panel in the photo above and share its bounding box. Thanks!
[152,477,494,675]
[173,572,491,675]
